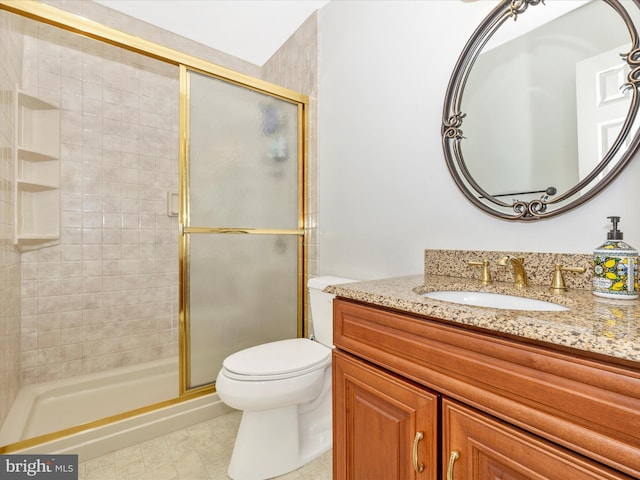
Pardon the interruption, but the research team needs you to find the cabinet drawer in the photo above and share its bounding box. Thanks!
[442,399,632,480]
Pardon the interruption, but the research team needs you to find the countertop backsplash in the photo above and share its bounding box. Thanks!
[424,249,594,291]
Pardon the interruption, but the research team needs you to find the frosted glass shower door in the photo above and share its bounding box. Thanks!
[183,69,304,390]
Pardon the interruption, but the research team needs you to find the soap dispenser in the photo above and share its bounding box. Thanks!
[593,216,638,299]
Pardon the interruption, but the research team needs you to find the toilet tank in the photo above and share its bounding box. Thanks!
[308,276,357,347]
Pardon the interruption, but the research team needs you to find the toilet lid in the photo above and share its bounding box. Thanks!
[223,338,330,377]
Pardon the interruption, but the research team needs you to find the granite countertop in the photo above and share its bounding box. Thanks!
[326,275,640,364]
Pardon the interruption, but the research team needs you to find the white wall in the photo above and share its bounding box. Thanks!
[318,0,640,281]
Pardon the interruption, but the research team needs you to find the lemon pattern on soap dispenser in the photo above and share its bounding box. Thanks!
[593,216,638,300]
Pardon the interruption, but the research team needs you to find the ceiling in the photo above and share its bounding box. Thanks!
[94,0,330,66]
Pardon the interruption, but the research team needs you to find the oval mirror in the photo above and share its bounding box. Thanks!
[442,0,640,220]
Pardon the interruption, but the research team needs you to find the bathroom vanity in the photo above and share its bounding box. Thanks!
[328,253,640,480]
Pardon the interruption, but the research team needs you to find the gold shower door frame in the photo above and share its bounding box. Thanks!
[0,0,307,452]
[179,66,307,394]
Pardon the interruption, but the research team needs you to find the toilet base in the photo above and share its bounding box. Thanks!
[228,406,298,480]
[227,387,332,480]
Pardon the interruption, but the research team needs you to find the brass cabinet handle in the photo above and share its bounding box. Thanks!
[446,450,460,480]
[412,431,425,473]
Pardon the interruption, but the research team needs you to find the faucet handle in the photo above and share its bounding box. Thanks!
[468,260,493,284]
[549,263,586,292]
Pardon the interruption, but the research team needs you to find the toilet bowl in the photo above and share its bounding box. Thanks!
[215,276,356,480]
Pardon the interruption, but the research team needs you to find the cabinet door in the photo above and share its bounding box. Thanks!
[442,399,632,480]
[333,350,438,480]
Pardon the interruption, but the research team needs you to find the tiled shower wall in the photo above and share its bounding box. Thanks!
[0,10,23,428]
[19,19,180,384]
[0,0,319,420]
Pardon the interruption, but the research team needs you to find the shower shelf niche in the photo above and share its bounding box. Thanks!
[13,87,60,251]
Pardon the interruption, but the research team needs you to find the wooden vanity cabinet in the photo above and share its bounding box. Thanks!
[332,298,640,480]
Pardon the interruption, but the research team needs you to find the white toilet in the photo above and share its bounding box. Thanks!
[215,276,355,480]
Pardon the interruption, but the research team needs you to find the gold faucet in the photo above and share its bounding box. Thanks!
[497,256,528,288]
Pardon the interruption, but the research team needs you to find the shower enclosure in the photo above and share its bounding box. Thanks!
[183,69,304,391]
[0,0,308,453]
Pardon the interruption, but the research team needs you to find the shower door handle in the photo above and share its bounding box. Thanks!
[183,227,303,235]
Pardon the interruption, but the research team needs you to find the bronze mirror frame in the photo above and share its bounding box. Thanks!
[442,0,640,220]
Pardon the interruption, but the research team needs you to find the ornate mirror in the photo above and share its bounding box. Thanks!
[442,0,640,220]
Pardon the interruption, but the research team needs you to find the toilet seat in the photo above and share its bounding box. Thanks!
[222,338,331,381]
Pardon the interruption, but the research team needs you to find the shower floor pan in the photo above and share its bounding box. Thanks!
[0,359,231,461]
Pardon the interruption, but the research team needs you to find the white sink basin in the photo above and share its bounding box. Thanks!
[422,291,569,312]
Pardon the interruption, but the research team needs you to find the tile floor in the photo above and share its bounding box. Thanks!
[77,410,332,480]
